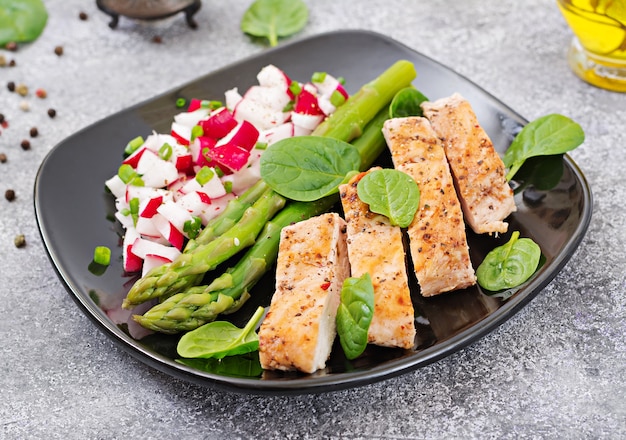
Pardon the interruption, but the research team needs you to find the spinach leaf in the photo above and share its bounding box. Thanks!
[241,0,308,47]
[389,87,429,118]
[356,168,420,227]
[176,352,263,378]
[336,273,375,360]
[476,231,541,291]
[503,114,584,181]
[260,136,361,202]
[0,0,48,46]
[177,306,265,359]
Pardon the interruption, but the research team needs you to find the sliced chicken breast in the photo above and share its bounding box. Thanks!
[383,116,476,297]
[339,169,416,349]
[421,93,516,235]
[258,212,349,374]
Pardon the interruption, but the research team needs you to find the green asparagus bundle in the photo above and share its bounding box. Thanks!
[127,60,417,330]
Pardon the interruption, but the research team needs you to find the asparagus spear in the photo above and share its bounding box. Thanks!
[122,187,286,308]
[132,60,417,329]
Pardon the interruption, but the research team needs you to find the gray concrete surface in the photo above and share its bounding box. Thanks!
[1,0,624,438]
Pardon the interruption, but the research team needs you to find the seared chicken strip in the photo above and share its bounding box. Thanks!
[339,169,416,349]
[383,117,476,297]
[258,213,349,374]
[421,93,516,235]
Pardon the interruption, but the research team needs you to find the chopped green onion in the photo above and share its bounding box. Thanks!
[196,166,214,185]
[282,100,295,112]
[201,100,223,110]
[337,76,346,85]
[159,142,173,160]
[330,90,346,107]
[215,167,225,178]
[224,181,233,194]
[93,246,111,266]
[124,136,144,155]
[118,164,144,186]
[289,81,302,96]
[254,141,268,150]
[129,197,140,226]
[176,98,187,108]
[183,216,202,239]
[120,208,130,216]
[191,125,204,141]
[312,71,327,83]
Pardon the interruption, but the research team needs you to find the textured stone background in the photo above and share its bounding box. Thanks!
[1,0,624,438]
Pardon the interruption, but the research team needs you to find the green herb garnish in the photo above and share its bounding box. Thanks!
[336,273,375,360]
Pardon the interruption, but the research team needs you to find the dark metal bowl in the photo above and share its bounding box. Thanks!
[96,0,202,29]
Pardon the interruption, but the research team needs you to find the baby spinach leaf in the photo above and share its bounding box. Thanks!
[336,273,375,360]
[476,231,541,291]
[177,306,265,359]
[176,352,263,378]
[0,0,48,46]
[241,0,308,47]
[389,87,429,118]
[356,168,420,227]
[260,136,361,201]
[503,114,584,181]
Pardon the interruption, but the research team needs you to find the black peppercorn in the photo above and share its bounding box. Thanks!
[79,11,88,20]
[20,139,31,150]
[14,234,26,248]
[54,46,64,56]
[5,189,15,201]
[30,127,38,137]
[0,153,7,163]
[47,108,57,118]
[0,114,4,124]
[7,81,15,92]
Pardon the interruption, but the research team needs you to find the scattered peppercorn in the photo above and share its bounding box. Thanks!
[5,41,17,51]
[47,108,57,118]
[7,81,15,92]
[79,11,88,20]
[0,114,4,124]
[0,55,5,67]
[152,35,163,44]
[54,45,64,56]
[8,59,16,67]
[19,101,30,112]
[16,83,28,96]
[14,234,26,248]
[5,189,15,201]
[30,127,38,137]
[35,88,47,99]
[0,153,6,163]
[20,139,31,150]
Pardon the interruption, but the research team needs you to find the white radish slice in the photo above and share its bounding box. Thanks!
[291,112,324,131]
[198,193,236,224]
[132,237,181,261]
[171,121,192,145]
[151,214,186,250]
[122,228,142,273]
[105,175,127,199]
[263,122,294,145]
[136,150,179,188]
[174,108,211,127]
[122,145,148,168]
[243,85,291,112]
[257,64,291,89]
[233,97,290,131]
[225,88,243,111]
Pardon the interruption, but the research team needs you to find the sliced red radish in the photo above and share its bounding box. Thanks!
[263,122,294,145]
[243,85,291,113]
[233,98,289,131]
[291,112,324,132]
[132,237,181,261]
[294,88,324,116]
[177,191,213,216]
[215,120,259,151]
[257,64,291,90]
[136,150,179,188]
[174,108,210,127]
[171,122,192,146]
[199,107,238,139]
[105,175,127,199]
[225,88,243,111]
[122,228,143,273]
[142,254,175,277]
[205,143,251,172]
[198,193,236,224]
[122,145,148,168]
[180,170,227,198]
[152,214,186,250]
[157,200,194,236]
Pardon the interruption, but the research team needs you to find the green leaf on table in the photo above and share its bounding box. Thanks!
[503,114,584,181]
[177,306,265,359]
[241,0,308,47]
[260,136,361,202]
[0,0,48,46]
[176,352,263,378]
[336,273,375,360]
[476,231,541,292]
[389,87,429,118]
[356,168,420,227]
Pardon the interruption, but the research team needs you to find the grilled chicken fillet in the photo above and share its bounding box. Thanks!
[421,93,516,234]
[258,213,349,374]
[383,116,476,297]
[339,169,416,349]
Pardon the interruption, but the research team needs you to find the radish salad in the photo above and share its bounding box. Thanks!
[105,65,348,277]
